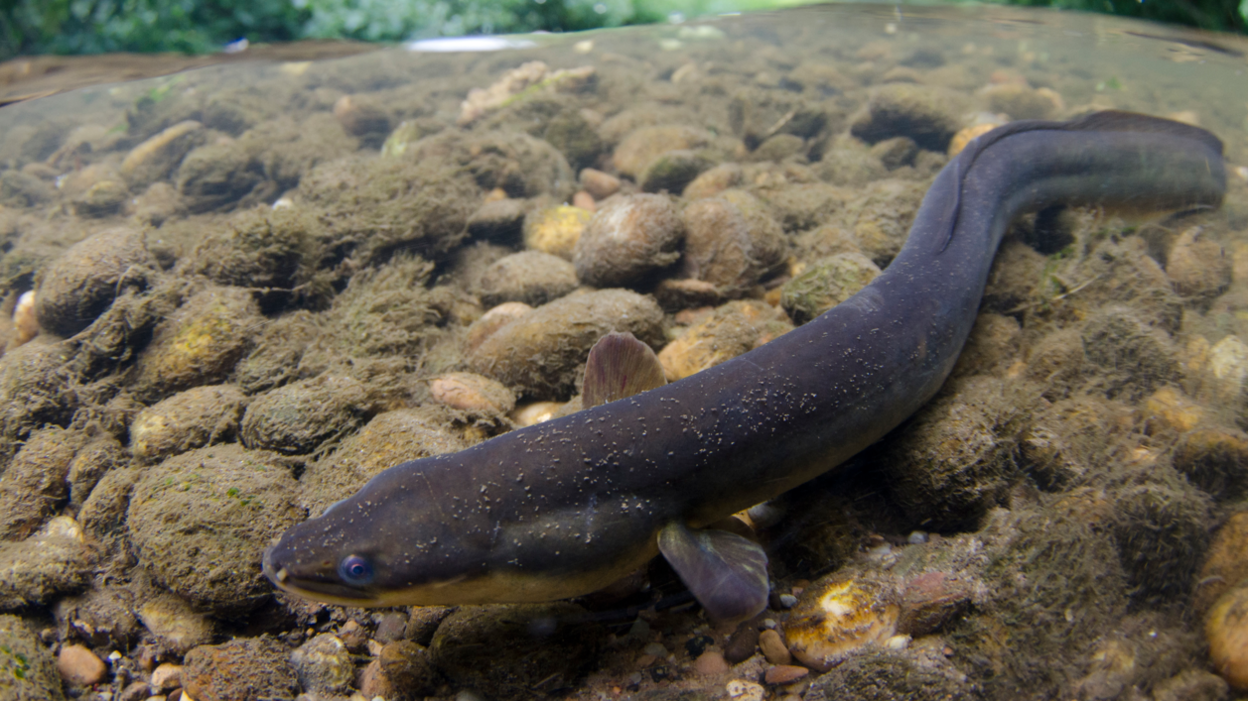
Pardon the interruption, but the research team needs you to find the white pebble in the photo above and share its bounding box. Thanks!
[778,594,798,609]
[726,679,766,701]
[907,531,929,544]
[886,634,912,650]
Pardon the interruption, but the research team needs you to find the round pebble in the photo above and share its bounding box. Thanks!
[379,640,438,697]
[290,634,353,695]
[1195,512,1248,615]
[524,204,592,260]
[240,375,375,455]
[137,593,214,655]
[429,604,603,701]
[132,286,263,400]
[781,253,881,324]
[1206,580,1248,691]
[759,629,792,665]
[429,372,516,414]
[56,644,107,687]
[127,444,304,614]
[1167,227,1231,301]
[468,289,665,398]
[658,300,793,381]
[34,227,151,337]
[785,570,900,671]
[694,650,731,675]
[474,250,579,307]
[130,384,247,462]
[764,664,809,685]
[574,194,683,287]
[579,168,621,199]
[681,190,786,294]
[183,636,297,701]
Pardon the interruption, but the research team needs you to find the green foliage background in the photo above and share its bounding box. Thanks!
[0,0,1244,61]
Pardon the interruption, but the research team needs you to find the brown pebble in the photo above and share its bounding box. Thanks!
[764,664,809,685]
[572,190,597,212]
[357,658,394,699]
[57,643,107,686]
[150,662,183,692]
[759,629,791,665]
[579,168,621,199]
[724,623,759,663]
[339,619,368,651]
[374,611,409,643]
[694,650,730,675]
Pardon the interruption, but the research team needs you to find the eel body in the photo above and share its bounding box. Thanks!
[263,111,1226,618]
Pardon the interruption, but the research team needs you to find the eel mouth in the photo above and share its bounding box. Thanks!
[261,545,379,605]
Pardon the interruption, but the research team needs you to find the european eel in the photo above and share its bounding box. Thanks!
[264,111,1226,621]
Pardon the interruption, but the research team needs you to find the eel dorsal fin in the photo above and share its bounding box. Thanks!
[657,520,770,624]
[583,332,667,409]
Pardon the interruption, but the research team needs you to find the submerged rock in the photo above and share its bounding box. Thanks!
[475,251,579,308]
[127,444,303,614]
[0,614,66,700]
[34,227,151,337]
[573,193,683,287]
[183,636,298,701]
[130,384,247,462]
[429,603,603,701]
[468,289,665,398]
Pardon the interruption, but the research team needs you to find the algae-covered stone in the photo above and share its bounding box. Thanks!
[1110,481,1211,603]
[183,636,298,701]
[805,648,978,701]
[0,342,75,454]
[658,300,793,381]
[121,120,206,188]
[1081,305,1179,400]
[0,517,94,610]
[131,384,247,462]
[468,197,528,243]
[127,444,304,614]
[35,227,152,337]
[468,289,665,398]
[980,83,1062,120]
[429,603,603,701]
[132,286,263,400]
[67,436,125,508]
[613,125,713,179]
[53,586,140,650]
[1167,226,1231,303]
[524,204,592,260]
[404,129,576,199]
[176,140,266,213]
[882,376,1030,531]
[1195,512,1248,616]
[639,149,713,194]
[379,640,439,698]
[0,427,80,540]
[299,408,469,516]
[0,614,66,701]
[240,374,376,455]
[298,153,478,263]
[1168,426,1248,496]
[781,253,880,324]
[682,190,786,295]
[475,251,578,307]
[574,194,683,287]
[849,84,967,151]
[1206,580,1248,691]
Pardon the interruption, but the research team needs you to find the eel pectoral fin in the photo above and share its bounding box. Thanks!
[583,331,667,408]
[657,520,770,623]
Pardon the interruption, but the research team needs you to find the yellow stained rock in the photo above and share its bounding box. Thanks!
[1142,387,1205,434]
[1206,579,1248,691]
[947,123,997,157]
[784,571,900,671]
[523,205,592,261]
[1195,512,1248,615]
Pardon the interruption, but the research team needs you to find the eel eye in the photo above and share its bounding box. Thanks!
[338,554,375,585]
